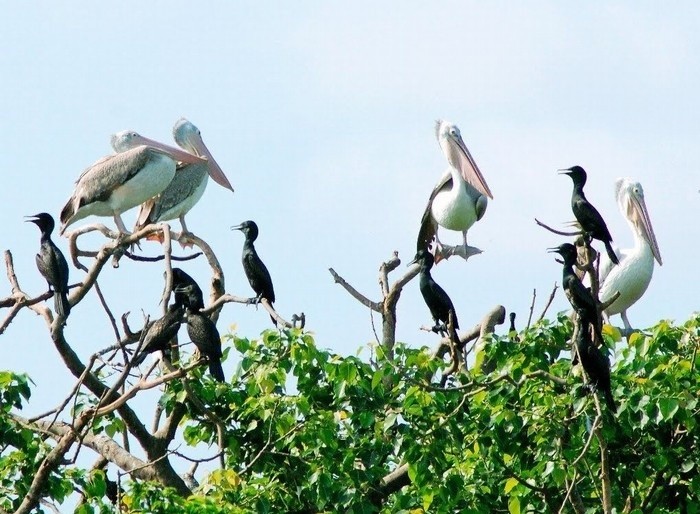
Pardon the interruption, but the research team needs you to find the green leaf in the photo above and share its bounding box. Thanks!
[504,477,519,494]
[658,398,679,421]
[508,496,521,514]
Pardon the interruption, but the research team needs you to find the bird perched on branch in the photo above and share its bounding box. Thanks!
[26,213,70,319]
[231,220,276,325]
[131,303,184,367]
[598,179,662,331]
[59,130,204,235]
[548,243,603,345]
[417,120,493,262]
[171,268,204,312]
[573,317,616,413]
[134,118,234,244]
[175,284,225,382]
[559,166,619,265]
[411,249,459,340]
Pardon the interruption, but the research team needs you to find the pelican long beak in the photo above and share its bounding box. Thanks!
[628,191,662,265]
[132,134,206,165]
[187,132,234,192]
[447,134,493,199]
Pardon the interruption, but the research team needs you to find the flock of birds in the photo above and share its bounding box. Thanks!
[412,120,662,413]
[25,119,276,381]
[22,118,663,394]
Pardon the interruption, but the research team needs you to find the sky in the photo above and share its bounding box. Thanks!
[1,0,699,497]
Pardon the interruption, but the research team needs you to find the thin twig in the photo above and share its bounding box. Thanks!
[526,288,536,330]
[535,218,582,237]
[538,283,559,322]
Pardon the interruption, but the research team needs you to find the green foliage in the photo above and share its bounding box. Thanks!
[2,314,700,512]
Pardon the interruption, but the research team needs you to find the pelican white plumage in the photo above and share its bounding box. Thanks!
[417,120,493,261]
[598,178,662,331]
[134,118,233,242]
[60,131,204,235]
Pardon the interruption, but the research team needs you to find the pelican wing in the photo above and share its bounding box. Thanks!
[135,161,208,228]
[598,243,621,284]
[417,172,452,251]
[61,146,153,226]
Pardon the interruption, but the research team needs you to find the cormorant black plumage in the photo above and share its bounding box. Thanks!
[561,166,619,265]
[132,303,184,367]
[231,220,276,325]
[172,268,204,312]
[574,317,616,413]
[411,249,459,338]
[549,244,598,317]
[508,312,519,342]
[26,213,70,318]
[176,285,225,382]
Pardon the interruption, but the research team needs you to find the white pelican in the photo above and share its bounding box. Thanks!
[598,178,662,331]
[417,120,493,261]
[134,118,233,242]
[60,131,204,235]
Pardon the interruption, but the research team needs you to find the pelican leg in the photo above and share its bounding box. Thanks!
[177,215,195,249]
[433,231,446,263]
[113,214,131,235]
[620,311,632,332]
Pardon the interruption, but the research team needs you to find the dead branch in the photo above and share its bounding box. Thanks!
[538,283,559,322]
[535,218,582,237]
[328,267,382,312]
[526,288,536,330]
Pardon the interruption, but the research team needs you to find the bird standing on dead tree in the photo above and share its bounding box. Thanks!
[598,178,662,331]
[131,303,184,367]
[417,120,493,262]
[548,243,603,344]
[175,284,225,382]
[134,118,234,244]
[411,249,459,339]
[559,166,619,265]
[59,130,204,235]
[171,268,204,312]
[26,213,70,319]
[231,220,276,325]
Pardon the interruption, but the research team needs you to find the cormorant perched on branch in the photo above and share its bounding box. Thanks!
[508,312,519,342]
[131,303,184,367]
[548,243,603,344]
[26,213,70,318]
[175,285,225,382]
[560,166,619,265]
[411,249,459,339]
[574,317,617,413]
[171,268,204,312]
[231,220,276,325]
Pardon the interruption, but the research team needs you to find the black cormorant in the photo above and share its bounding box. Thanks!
[175,285,225,382]
[231,220,276,325]
[560,166,619,265]
[508,312,519,342]
[171,268,204,312]
[574,318,616,413]
[549,244,599,318]
[131,303,184,367]
[26,213,70,318]
[411,249,459,338]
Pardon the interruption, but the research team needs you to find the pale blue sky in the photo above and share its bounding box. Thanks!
[1,2,698,488]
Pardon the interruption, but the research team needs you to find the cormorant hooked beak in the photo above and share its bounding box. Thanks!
[230,224,243,231]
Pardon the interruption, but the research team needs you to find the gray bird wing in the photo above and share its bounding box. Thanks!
[417,171,453,251]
